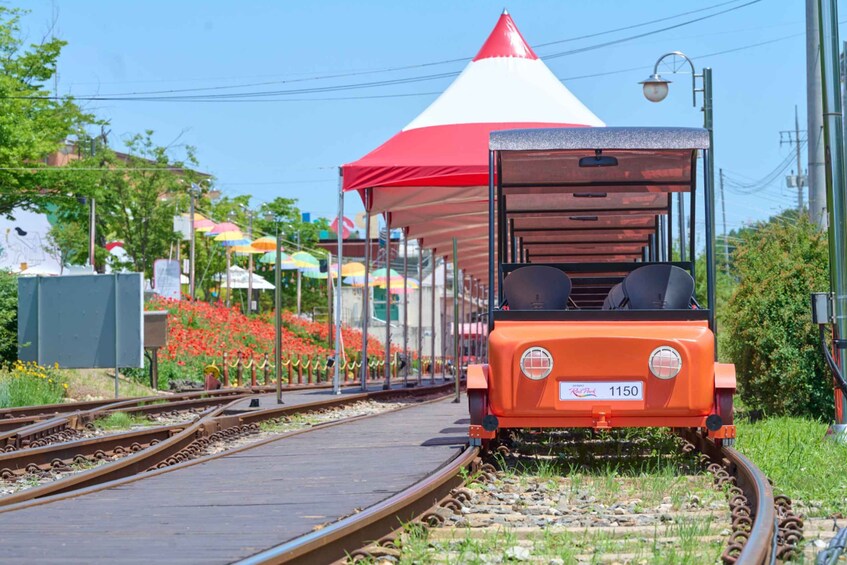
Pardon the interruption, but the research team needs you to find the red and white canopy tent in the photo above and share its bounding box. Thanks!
[337,11,604,378]
[342,10,604,278]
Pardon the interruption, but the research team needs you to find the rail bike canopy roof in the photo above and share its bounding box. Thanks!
[489,126,710,306]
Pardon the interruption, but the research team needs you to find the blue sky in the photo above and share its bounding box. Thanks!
[21,0,830,237]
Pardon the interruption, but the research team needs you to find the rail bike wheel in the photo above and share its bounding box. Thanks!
[468,389,487,427]
[715,389,735,447]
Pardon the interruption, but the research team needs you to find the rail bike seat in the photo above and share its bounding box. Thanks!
[502,265,572,310]
[603,264,695,310]
[601,282,627,310]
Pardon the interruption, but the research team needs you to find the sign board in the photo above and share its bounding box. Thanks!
[18,273,144,369]
[153,259,182,300]
[173,215,191,240]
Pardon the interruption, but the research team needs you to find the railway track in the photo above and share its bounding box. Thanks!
[0,383,454,508]
[239,428,791,564]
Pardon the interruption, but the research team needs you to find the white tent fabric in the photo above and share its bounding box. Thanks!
[216,265,274,290]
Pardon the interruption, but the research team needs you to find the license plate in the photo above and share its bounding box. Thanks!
[559,381,644,401]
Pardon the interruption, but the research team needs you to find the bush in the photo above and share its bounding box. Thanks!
[723,215,831,418]
[0,270,16,365]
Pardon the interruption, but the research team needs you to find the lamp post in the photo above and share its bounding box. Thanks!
[241,204,255,313]
[188,183,201,300]
[640,52,717,344]
[265,210,284,404]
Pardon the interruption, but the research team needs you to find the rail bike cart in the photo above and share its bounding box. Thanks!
[467,127,736,447]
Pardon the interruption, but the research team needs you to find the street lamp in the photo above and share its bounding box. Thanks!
[188,183,202,300]
[265,210,285,405]
[640,51,717,348]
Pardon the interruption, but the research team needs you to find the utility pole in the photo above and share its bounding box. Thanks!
[780,106,808,213]
[189,185,197,300]
[808,0,828,227]
[720,169,729,274]
[88,197,96,269]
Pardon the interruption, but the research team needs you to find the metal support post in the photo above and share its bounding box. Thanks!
[189,186,197,299]
[275,223,283,404]
[442,256,448,380]
[361,193,372,391]
[89,197,96,269]
[720,169,730,274]
[402,234,409,386]
[819,2,847,427]
[452,239,460,402]
[333,173,344,395]
[383,216,392,390]
[430,251,436,384]
[417,246,423,386]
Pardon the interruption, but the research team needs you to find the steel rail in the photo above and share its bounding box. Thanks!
[0,384,455,509]
[0,424,185,477]
[682,430,775,565]
[236,445,480,565]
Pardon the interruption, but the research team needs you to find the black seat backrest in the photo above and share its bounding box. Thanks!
[503,266,572,310]
[602,282,627,310]
[622,264,695,309]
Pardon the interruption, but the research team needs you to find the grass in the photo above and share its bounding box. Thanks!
[0,361,67,408]
[65,368,161,401]
[735,416,847,517]
[394,523,725,564]
[94,412,151,430]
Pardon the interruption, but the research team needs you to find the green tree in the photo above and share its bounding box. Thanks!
[0,7,93,217]
[0,270,16,364]
[49,131,204,278]
[723,212,831,418]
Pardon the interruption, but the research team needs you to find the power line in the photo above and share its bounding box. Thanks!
[38,0,762,102]
[61,0,754,94]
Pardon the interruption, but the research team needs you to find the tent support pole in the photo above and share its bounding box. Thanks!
[333,175,343,394]
[417,245,423,386]
[360,191,371,391]
[402,234,408,387]
[442,255,448,380]
[452,239,460,402]
[430,250,436,385]
[383,214,392,390]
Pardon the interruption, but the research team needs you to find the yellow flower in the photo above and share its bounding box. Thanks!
[62,383,68,390]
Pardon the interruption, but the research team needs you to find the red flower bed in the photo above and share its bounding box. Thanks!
[148,298,333,364]
[278,311,398,357]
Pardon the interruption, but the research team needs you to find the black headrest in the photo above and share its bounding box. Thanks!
[503,265,572,310]
[622,264,694,309]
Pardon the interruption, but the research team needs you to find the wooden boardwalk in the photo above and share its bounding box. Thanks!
[0,395,467,564]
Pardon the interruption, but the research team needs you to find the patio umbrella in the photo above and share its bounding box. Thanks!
[343,275,379,287]
[250,236,278,252]
[213,230,246,243]
[206,222,240,236]
[231,244,265,255]
[330,262,366,277]
[301,269,328,279]
[372,268,403,285]
[216,238,251,247]
[259,250,298,269]
[291,251,319,269]
[193,218,216,233]
[377,277,420,293]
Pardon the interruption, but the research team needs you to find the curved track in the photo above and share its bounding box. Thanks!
[0,383,454,507]
[243,429,783,565]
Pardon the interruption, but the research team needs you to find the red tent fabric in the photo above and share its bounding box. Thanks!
[340,11,604,278]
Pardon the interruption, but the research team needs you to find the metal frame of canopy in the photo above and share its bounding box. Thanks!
[487,126,713,326]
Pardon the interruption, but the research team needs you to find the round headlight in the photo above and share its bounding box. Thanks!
[649,346,682,379]
[520,347,553,380]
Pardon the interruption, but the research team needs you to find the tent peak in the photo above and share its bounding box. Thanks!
[473,11,537,62]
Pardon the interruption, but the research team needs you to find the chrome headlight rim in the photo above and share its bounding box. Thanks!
[648,345,683,379]
[520,346,553,380]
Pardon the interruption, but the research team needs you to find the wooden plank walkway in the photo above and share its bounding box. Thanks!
[0,396,468,564]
